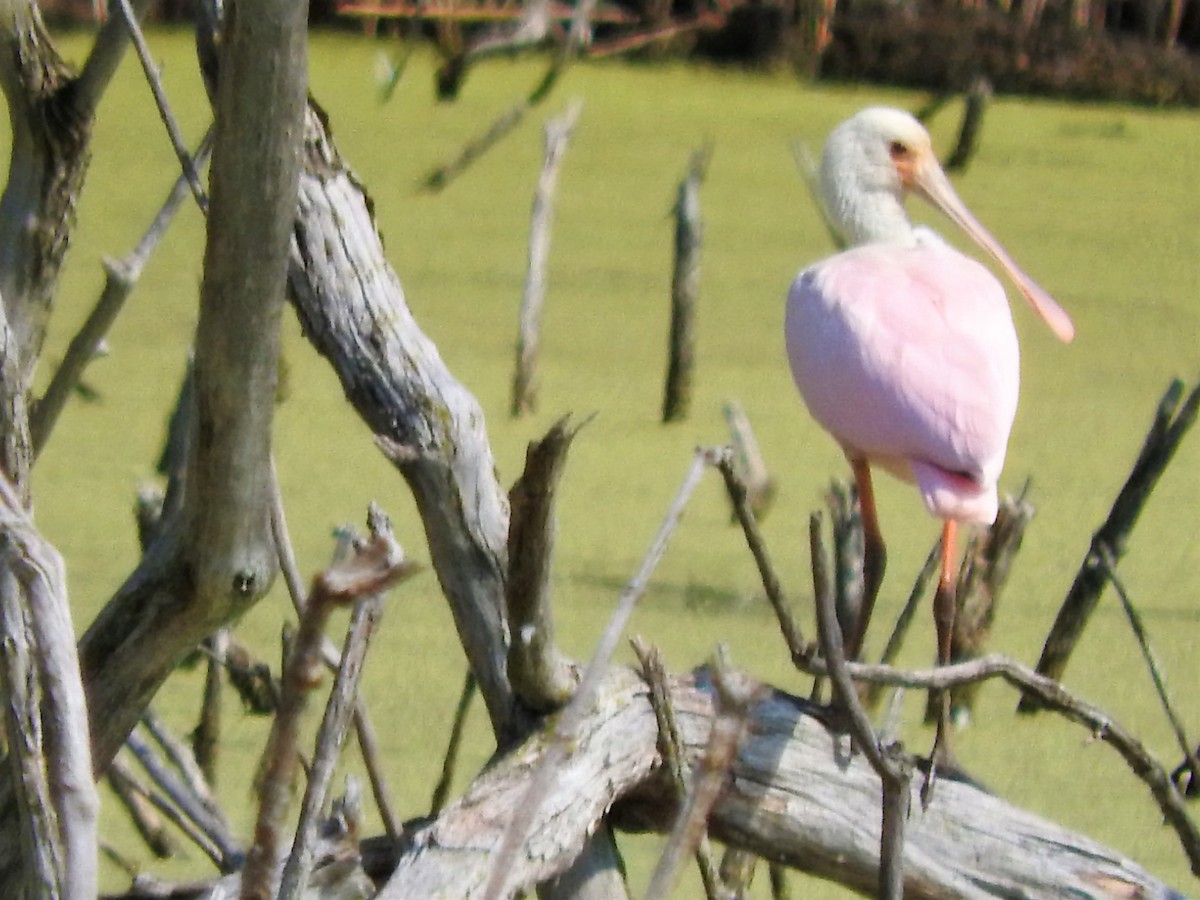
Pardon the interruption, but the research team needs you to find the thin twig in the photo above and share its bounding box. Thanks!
[125,725,241,871]
[112,0,207,206]
[632,639,724,900]
[430,670,477,815]
[142,710,227,830]
[278,560,392,899]
[32,127,214,454]
[1024,378,1200,709]
[268,464,403,842]
[106,756,175,859]
[714,451,807,661]
[482,447,717,900]
[809,513,908,900]
[644,645,757,900]
[806,652,1200,876]
[1095,545,1200,795]
[864,538,940,709]
[242,519,418,900]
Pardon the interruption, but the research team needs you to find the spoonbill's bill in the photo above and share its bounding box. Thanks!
[785,107,1073,785]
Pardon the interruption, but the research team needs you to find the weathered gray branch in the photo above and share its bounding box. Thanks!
[375,665,1178,899]
[277,509,405,900]
[0,472,97,899]
[71,0,308,784]
[512,99,582,417]
[505,416,584,711]
[287,99,516,739]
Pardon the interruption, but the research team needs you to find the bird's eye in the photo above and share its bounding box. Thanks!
[888,141,909,159]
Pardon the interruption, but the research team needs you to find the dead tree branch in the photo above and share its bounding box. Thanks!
[481,447,715,900]
[505,415,587,711]
[512,99,583,418]
[375,665,1180,899]
[288,98,516,739]
[242,514,417,900]
[1023,377,1200,712]
[0,472,98,899]
[278,509,408,900]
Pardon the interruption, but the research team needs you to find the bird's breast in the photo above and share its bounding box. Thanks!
[785,241,1021,516]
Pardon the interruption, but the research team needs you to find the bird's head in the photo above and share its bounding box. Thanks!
[820,107,1075,343]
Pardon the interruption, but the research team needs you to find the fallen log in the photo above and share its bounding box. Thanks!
[376,667,1182,900]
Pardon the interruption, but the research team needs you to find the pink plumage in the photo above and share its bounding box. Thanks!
[784,107,1073,788]
[787,236,1019,523]
[786,107,1072,524]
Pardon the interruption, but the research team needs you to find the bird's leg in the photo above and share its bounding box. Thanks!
[847,458,886,661]
[922,519,959,807]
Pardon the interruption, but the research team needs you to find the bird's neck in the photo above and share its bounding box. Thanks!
[830,189,917,247]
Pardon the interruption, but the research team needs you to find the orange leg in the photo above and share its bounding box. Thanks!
[847,458,887,661]
[923,519,959,805]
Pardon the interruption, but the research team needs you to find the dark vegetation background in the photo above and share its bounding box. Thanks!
[42,0,1200,105]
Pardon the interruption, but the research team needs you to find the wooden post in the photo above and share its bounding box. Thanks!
[722,400,776,521]
[512,99,583,418]
[662,144,711,424]
[945,75,992,173]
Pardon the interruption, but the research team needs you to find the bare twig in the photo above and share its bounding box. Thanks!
[111,0,207,205]
[645,646,758,900]
[864,538,940,709]
[124,725,240,871]
[193,627,228,785]
[632,639,724,900]
[278,518,397,900]
[241,518,418,900]
[142,710,226,832]
[1023,378,1200,711]
[430,671,477,815]
[269,466,403,842]
[1095,545,1200,796]
[721,401,775,521]
[809,513,908,900]
[105,756,176,859]
[714,449,807,661]
[423,0,595,191]
[482,447,717,900]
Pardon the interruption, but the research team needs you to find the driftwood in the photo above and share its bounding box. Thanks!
[374,666,1179,900]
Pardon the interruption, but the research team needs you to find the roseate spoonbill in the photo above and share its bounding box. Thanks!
[785,107,1073,787]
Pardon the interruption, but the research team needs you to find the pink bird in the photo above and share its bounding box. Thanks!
[785,107,1073,782]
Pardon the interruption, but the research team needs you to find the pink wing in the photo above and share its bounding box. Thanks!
[785,240,1020,524]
